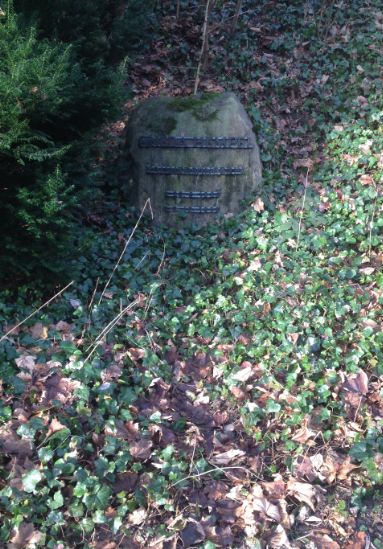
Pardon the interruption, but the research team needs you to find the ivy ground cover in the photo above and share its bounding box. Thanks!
[1,0,383,547]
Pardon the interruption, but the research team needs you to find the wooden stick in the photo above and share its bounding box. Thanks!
[194,0,212,95]
[296,169,309,250]
[229,0,243,35]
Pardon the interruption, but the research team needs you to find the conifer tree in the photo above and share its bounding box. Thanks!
[0,3,77,282]
[0,0,155,285]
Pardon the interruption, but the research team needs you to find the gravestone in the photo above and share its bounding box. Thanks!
[125,92,262,226]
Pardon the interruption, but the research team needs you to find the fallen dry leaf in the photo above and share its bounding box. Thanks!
[287,478,322,511]
[148,423,177,445]
[204,525,234,546]
[311,533,340,549]
[129,439,153,460]
[30,322,48,340]
[9,523,42,549]
[128,347,146,361]
[361,318,379,331]
[55,321,72,333]
[0,427,33,457]
[103,290,114,299]
[94,543,116,549]
[287,332,299,344]
[232,365,254,382]
[293,157,314,169]
[213,410,228,426]
[230,386,247,401]
[359,266,375,275]
[205,481,228,501]
[247,257,262,272]
[252,197,265,212]
[180,522,205,547]
[336,457,360,481]
[359,140,372,154]
[269,524,292,548]
[46,418,67,439]
[210,448,245,466]
[291,417,316,444]
[294,454,323,482]
[101,363,122,382]
[252,484,281,522]
[43,374,81,405]
[262,301,271,315]
[360,174,374,185]
[343,369,369,395]
[128,508,147,525]
[216,499,243,523]
[344,531,368,549]
[113,472,139,494]
[15,355,36,372]
[261,476,286,500]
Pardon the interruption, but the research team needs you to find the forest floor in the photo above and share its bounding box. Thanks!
[1,1,383,547]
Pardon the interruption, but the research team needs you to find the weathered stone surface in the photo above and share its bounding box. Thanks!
[125,92,262,226]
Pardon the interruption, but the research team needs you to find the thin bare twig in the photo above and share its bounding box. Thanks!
[368,190,378,259]
[83,297,142,363]
[194,0,212,95]
[229,0,243,35]
[88,277,99,313]
[0,281,74,343]
[98,199,153,305]
[81,277,100,340]
[171,465,258,488]
[296,169,309,249]
[85,297,141,353]
[155,242,166,276]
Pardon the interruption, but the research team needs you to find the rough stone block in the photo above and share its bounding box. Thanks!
[125,92,262,226]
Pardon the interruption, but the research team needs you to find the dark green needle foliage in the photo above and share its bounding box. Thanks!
[0,0,155,286]
[0,4,77,283]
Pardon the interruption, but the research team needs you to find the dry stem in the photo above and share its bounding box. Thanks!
[98,198,153,305]
[194,0,212,95]
[296,169,309,249]
[229,0,243,35]
[0,281,74,343]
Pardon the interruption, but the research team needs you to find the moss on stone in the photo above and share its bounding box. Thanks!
[146,115,177,135]
[170,93,221,121]
[194,108,219,122]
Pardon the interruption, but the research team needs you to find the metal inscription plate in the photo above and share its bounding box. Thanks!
[139,136,253,149]
[165,205,219,214]
[147,166,244,176]
[140,133,252,217]
[165,190,221,199]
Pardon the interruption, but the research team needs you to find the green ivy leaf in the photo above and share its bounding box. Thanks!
[350,441,368,461]
[265,399,281,414]
[48,490,64,510]
[22,469,43,493]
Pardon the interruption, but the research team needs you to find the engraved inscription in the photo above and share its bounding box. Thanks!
[139,136,253,149]
[147,166,244,176]
[165,190,221,199]
[165,205,219,214]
